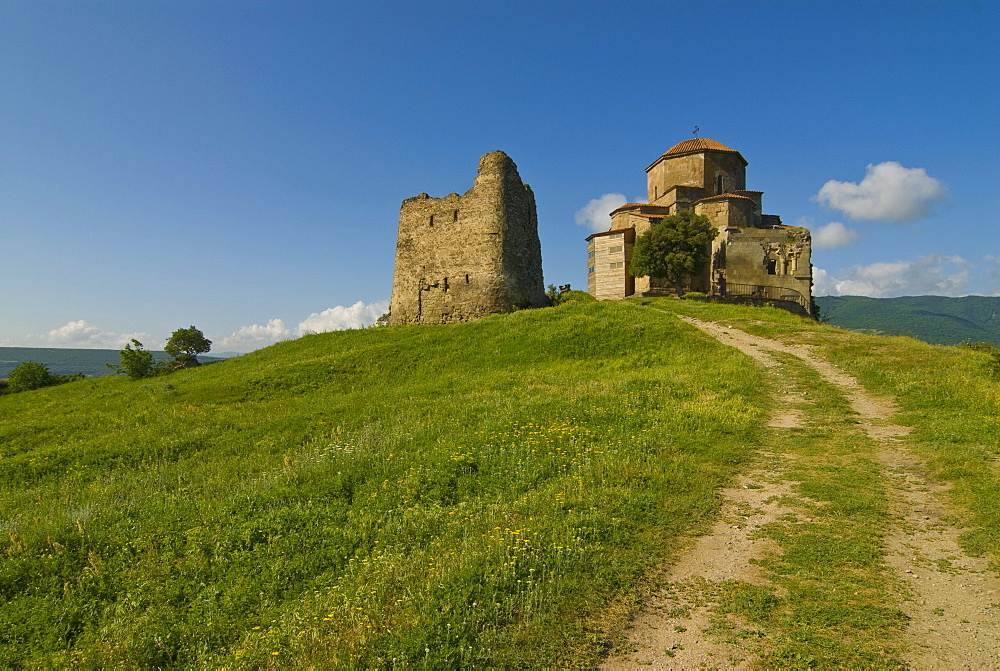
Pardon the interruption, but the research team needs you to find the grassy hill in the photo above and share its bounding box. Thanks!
[0,347,228,378]
[2,299,998,666]
[816,295,1000,346]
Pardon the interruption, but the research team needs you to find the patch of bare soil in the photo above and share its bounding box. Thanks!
[602,468,800,670]
[604,324,809,669]
[645,315,1000,669]
[879,449,1000,669]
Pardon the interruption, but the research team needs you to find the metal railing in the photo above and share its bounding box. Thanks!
[716,283,809,310]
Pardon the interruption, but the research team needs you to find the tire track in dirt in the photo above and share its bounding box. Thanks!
[604,319,808,669]
[604,314,1000,668]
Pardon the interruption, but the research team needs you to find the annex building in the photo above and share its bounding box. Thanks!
[586,138,813,316]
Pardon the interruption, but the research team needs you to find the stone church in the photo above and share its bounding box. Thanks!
[587,138,813,316]
[389,151,546,325]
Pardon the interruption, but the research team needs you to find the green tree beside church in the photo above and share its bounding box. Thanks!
[628,210,717,297]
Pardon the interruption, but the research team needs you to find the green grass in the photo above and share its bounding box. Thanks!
[747,356,907,668]
[631,297,999,666]
[5,297,999,667]
[671,297,1000,569]
[0,300,765,667]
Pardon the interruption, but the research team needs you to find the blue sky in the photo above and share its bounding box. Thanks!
[3,0,998,351]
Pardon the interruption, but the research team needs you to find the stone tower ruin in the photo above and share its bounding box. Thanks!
[389,151,546,325]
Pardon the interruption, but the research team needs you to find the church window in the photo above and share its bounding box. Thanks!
[716,174,724,195]
[609,262,624,270]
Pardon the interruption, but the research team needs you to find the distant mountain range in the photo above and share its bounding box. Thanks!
[0,347,234,378]
[815,295,1000,347]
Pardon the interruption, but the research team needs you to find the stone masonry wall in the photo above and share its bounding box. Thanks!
[389,151,546,325]
[720,226,813,307]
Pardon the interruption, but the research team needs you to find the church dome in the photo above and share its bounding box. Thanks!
[664,138,738,155]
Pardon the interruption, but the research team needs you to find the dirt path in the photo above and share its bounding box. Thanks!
[603,314,1000,669]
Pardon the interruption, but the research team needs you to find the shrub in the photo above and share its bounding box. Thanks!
[108,339,155,379]
[7,361,56,392]
[810,296,824,322]
[54,372,86,384]
[547,285,594,306]
[959,340,997,354]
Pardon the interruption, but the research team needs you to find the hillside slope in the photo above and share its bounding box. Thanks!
[816,295,1000,346]
[0,300,766,667]
[3,299,998,667]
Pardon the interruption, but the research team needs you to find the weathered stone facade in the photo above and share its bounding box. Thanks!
[389,151,546,325]
[587,139,813,316]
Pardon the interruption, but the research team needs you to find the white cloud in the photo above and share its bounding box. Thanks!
[813,222,859,249]
[15,320,148,349]
[217,318,292,352]
[815,254,971,297]
[816,161,946,222]
[811,267,840,296]
[218,300,390,353]
[574,193,628,232]
[298,300,389,333]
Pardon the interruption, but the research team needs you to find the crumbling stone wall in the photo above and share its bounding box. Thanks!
[389,151,546,325]
[720,225,812,301]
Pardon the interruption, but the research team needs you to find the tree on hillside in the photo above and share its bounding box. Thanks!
[165,326,212,368]
[628,210,718,297]
[108,339,155,379]
[7,361,56,392]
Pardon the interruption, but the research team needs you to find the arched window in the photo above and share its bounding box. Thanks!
[716,174,724,195]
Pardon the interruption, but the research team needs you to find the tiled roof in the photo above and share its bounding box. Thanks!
[694,193,757,204]
[609,203,670,215]
[585,228,633,241]
[664,138,738,155]
[646,138,747,172]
